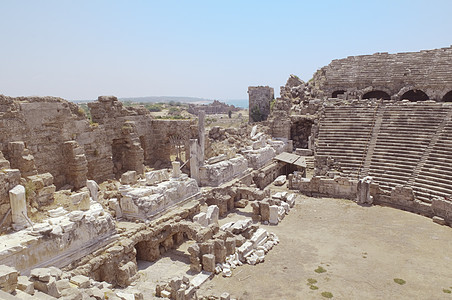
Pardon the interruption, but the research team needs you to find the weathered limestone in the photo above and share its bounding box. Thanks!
[7,142,38,177]
[248,86,274,123]
[0,265,18,293]
[63,141,88,190]
[172,161,181,178]
[119,174,200,220]
[121,171,137,185]
[199,155,248,187]
[357,176,373,205]
[86,180,99,202]
[9,185,28,230]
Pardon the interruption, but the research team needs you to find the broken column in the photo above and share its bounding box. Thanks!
[198,111,205,166]
[9,185,28,230]
[172,161,181,178]
[357,176,373,205]
[190,139,199,183]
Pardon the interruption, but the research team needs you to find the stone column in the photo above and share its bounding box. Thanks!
[9,185,28,230]
[172,161,181,178]
[357,176,373,205]
[198,111,205,166]
[190,139,199,183]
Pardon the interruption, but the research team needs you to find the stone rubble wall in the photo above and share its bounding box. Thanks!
[0,95,198,189]
[248,86,274,122]
[188,100,241,116]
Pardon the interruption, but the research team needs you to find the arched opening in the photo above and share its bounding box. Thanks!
[442,91,452,102]
[400,89,429,102]
[332,90,346,98]
[362,90,390,100]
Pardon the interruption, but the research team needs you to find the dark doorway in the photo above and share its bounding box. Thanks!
[400,90,429,101]
[290,118,314,149]
[442,91,452,102]
[362,90,390,100]
[332,90,346,98]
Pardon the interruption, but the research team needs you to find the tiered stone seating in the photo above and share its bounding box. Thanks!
[316,104,378,176]
[368,104,447,192]
[412,119,452,202]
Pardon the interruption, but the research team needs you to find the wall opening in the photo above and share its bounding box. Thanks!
[290,119,314,149]
[442,91,452,102]
[139,136,148,165]
[362,90,390,100]
[400,89,429,101]
[112,138,127,178]
[332,90,346,98]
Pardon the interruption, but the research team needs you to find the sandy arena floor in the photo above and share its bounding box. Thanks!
[197,195,452,299]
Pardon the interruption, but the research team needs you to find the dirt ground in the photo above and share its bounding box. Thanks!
[197,194,452,299]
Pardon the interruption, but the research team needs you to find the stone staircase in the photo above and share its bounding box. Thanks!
[411,112,452,202]
[316,104,379,177]
[316,102,452,201]
[367,104,448,192]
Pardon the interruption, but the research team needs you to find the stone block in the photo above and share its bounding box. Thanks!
[273,175,286,186]
[250,228,268,247]
[70,192,90,211]
[235,199,248,208]
[70,275,90,288]
[86,180,99,202]
[17,275,34,295]
[237,241,254,261]
[225,237,236,256]
[199,242,214,256]
[269,205,279,225]
[33,277,60,298]
[220,292,231,300]
[172,161,181,178]
[260,201,270,221]
[30,268,51,282]
[202,254,216,273]
[286,193,296,207]
[193,212,208,227]
[120,171,137,185]
[281,202,290,214]
[214,239,226,263]
[433,216,446,225]
[0,265,18,293]
[206,205,219,225]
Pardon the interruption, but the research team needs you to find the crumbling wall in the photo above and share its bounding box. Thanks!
[0,95,198,189]
[248,86,274,123]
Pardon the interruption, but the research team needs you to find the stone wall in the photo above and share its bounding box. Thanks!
[0,95,198,189]
[312,46,452,100]
[248,86,274,122]
[187,100,240,116]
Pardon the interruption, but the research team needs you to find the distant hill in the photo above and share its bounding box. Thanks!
[119,96,212,104]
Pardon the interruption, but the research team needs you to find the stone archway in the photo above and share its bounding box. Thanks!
[400,89,429,101]
[332,90,346,98]
[362,90,390,100]
[442,91,452,102]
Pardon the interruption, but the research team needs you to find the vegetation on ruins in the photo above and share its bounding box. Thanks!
[250,104,263,122]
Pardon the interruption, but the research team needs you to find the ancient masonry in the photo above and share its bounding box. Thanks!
[248,86,274,123]
[0,45,451,299]
[187,100,240,116]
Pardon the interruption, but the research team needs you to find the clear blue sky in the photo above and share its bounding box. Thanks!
[1,0,451,100]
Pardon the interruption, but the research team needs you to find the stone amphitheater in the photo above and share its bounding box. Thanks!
[0,46,451,299]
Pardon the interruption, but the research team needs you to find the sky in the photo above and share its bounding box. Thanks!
[1,0,451,101]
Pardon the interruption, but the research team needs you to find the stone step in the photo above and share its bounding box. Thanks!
[412,181,452,196]
[415,174,451,189]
